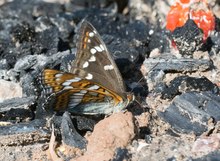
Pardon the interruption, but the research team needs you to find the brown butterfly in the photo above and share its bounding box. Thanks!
[40,20,134,114]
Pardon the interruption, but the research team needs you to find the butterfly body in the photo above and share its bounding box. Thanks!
[40,20,134,114]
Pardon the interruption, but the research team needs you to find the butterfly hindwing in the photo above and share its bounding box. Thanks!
[40,69,124,113]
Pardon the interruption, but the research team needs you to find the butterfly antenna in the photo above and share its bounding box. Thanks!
[133,97,142,106]
[137,76,145,84]
[131,62,160,92]
[130,62,160,108]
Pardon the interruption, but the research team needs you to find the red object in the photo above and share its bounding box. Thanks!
[166,0,215,41]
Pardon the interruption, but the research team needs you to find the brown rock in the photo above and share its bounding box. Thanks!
[192,133,220,153]
[75,112,136,161]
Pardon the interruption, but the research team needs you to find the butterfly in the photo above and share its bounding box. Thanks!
[40,20,134,114]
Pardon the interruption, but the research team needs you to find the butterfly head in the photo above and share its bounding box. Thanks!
[126,93,135,105]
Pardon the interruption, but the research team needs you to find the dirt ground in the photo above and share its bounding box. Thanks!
[1,0,220,161]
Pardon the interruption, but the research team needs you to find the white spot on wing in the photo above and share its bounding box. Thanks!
[88,85,99,90]
[95,46,102,52]
[55,73,63,78]
[62,81,72,86]
[86,73,93,80]
[68,102,80,107]
[88,39,91,43]
[80,90,87,94]
[88,92,98,96]
[90,48,96,54]
[70,98,82,103]
[62,78,81,86]
[149,29,154,35]
[88,55,96,62]
[100,44,105,51]
[63,86,73,90]
[45,88,52,94]
[70,95,83,99]
[104,64,114,70]
[83,61,89,68]
[89,32,95,37]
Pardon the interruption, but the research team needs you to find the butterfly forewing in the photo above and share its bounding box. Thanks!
[71,21,127,99]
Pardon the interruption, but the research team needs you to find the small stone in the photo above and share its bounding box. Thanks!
[192,134,220,153]
[75,112,136,161]
[0,80,22,102]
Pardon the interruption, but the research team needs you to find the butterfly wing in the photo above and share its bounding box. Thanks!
[39,20,132,114]
[40,69,125,114]
[71,20,127,99]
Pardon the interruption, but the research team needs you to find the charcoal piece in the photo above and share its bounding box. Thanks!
[0,28,61,70]
[61,112,87,149]
[153,82,167,94]
[0,0,65,67]
[113,148,130,161]
[104,20,151,62]
[1,108,33,122]
[72,116,96,132]
[72,0,110,7]
[143,56,212,73]
[0,119,49,146]
[0,0,63,20]
[72,7,116,26]
[172,19,203,55]
[11,27,60,58]
[167,157,177,161]
[131,83,148,98]
[121,21,152,57]
[148,29,171,53]
[0,59,10,70]
[0,118,46,135]
[70,0,126,12]
[193,151,220,161]
[13,50,71,72]
[215,16,220,31]
[0,97,35,113]
[8,50,71,96]
[50,16,75,42]
[119,20,151,43]
[35,27,60,55]
[210,31,220,55]
[104,35,140,63]
[147,69,165,85]
[161,76,219,99]
[158,91,220,135]
[11,23,36,43]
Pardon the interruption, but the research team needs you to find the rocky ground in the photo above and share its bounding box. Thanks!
[1,0,220,160]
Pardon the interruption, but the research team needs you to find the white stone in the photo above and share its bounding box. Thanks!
[0,80,22,102]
